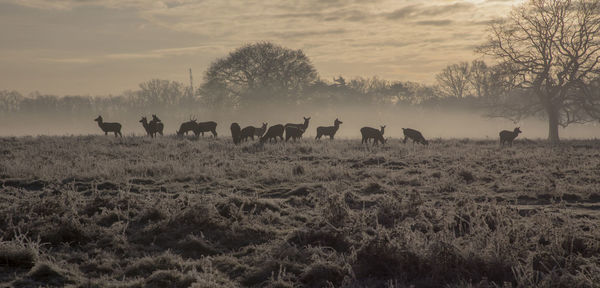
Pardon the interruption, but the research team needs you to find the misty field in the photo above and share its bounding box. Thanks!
[1,136,600,287]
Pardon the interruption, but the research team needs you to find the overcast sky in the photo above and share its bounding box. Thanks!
[0,0,520,96]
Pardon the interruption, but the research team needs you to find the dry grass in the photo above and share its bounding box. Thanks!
[1,136,599,287]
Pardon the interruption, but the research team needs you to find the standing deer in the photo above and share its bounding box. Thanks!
[140,116,163,138]
[285,117,310,134]
[360,126,386,146]
[499,127,522,146]
[151,114,164,136]
[194,121,218,138]
[231,123,242,144]
[240,126,256,142]
[316,118,342,140]
[260,124,285,143]
[255,123,268,138]
[285,126,305,142]
[402,128,428,145]
[94,116,122,137]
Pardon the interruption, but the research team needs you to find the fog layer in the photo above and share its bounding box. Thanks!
[1,106,598,140]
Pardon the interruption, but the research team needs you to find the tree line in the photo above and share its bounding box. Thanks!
[2,0,600,143]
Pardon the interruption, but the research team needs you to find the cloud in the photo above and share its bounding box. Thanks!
[415,20,454,26]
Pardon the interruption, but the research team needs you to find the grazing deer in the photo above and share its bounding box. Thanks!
[231,123,242,144]
[255,123,268,138]
[285,126,305,142]
[285,117,310,133]
[499,127,522,146]
[260,124,285,143]
[94,116,122,137]
[151,114,164,136]
[194,121,218,138]
[316,118,342,140]
[176,119,198,137]
[360,126,386,146]
[240,126,256,142]
[402,128,428,145]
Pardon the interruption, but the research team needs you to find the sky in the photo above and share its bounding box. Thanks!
[0,0,521,96]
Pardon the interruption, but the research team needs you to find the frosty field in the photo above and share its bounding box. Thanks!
[1,136,599,287]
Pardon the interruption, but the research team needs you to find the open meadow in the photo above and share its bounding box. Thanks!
[1,136,600,287]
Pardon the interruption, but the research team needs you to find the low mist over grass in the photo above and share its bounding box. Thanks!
[1,106,599,139]
[1,136,599,287]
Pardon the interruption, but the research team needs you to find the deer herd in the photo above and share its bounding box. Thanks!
[94,115,522,146]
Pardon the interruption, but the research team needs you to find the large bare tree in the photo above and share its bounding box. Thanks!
[479,0,600,143]
[201,42,317,109]
[436,62,471,99]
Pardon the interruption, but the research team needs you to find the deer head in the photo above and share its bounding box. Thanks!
[94,116,103,122]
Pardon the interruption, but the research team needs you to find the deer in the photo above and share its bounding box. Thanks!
[94,116,122,137]
[240,126,256,142]
[193,121,218,138]
[285,117,310,134]
[140,116,163,138]
[255,123,268,138]
[360,126,386,146]
[499,127,522,146]
[150,114,164,136]
[260,124,285,143]
[315,118,342,140]
[231,123,242,144]
[402,128,428,145]
[285,126,305,142]
[176,118,198,137]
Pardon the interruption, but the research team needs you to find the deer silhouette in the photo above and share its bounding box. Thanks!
[94,116,122,137]
[499,127,522,146]
[285,117,310,133]
[176,119,198,137]
[140,116,163,138]
[260,124,285,143]
[231,123,242,144]
[194,121,218,138]
[285,126,305,142]
[360,126,386,146]
[402,128,428,145]
[316,118,342,140]
[254,123,268,138]
[150,114,164,136]
[240,126,256,142]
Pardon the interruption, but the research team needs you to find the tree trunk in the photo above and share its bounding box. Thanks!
[547,107,560,144]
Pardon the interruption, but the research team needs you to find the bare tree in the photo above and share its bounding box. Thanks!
[436,62,471,98]
[468,60,490,98]
[137,79,186,109]
[201,42,318,108]
[479,0,600,143]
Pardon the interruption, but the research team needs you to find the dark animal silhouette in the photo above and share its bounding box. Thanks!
[285,126,305,142]
[94,116,122,137]
[402,128,428,145]
[285,117,310,133]
[231,123,241,144]
[176,120,198,137]
[140,116,163,138]
[260,124,285,143]
[194,121,218,138]
[360,126,386,146]
[240,126,256,141]
[499,127,522,146]
[402,128,429,145]
[150,114,164,136]
[255,123,268,138]
[316,118,342,140]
